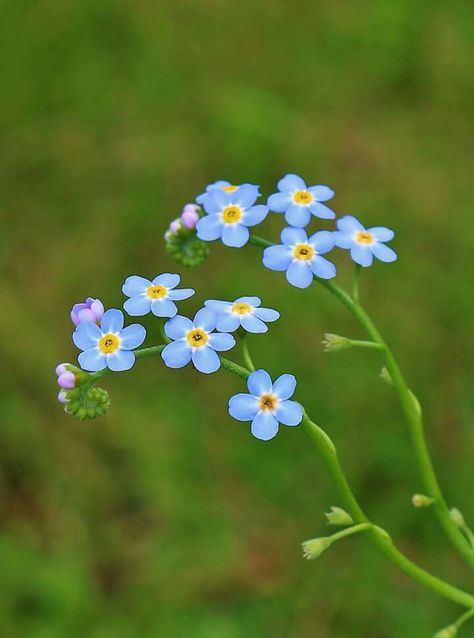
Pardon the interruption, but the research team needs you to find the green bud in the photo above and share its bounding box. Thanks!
[380,366,393,385]
[325,506,354,527]
[65,385,110,421]
[322,333,352,352]
[433,625,457,638]
[412,494,434,508]
[165,225,210,268]
[302,537,332,560]
[450,508,465,528]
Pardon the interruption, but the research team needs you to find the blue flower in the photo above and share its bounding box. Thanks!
[73,309,146,372]
[122,273,194,318]
[161,308,235,374]
[228,369,303,441]
[204,296,280,334]
[196,184,268,248]
[263,227,336,288]
[267,174,335,227]
[333,216,397,267]
[196,180,260,207]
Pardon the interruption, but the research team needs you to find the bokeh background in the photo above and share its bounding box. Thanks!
[1,1,474,636]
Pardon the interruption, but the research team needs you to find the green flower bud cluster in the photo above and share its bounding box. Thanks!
[165,207,210,268]
[64,385,110,421]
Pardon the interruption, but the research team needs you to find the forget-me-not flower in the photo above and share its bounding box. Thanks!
[333,215,397,267]
[196,180,260,207]
[73,309,146,372]
[204,296,280,334]
[267,174,335,227]
[122,273,194,318]
[196,184,268,248]
[229,369,303,441]
[162,308,235,374]
[263,227,336,288]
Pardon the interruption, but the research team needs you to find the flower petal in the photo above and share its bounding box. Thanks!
[124,296,151,316]
[215,313,241,332]
[73,322,101,350]
[203,189,231,214]
[240,314,268,333]
[309,202,336,220]
[107,350,136,372]
[208,332,236,351]
[235,296,261,307]
[119,324,146,349]
[122,275,151,297]
[205,300,232,312]
[152,273,180,288]
[247,369,273,396]
[251,412,279,441]
[372,242,398,263]
[351,244,373,267]
[192,346,220,374]
[272,374,296,400]
[275,400,303,426]
[167,288,195,301]
[151,298,178,318]
[196,214,223,241]
[337,215,364,233]
[286,261,313,288]
[228,393,259,421]
[277,173,306,192]
[333,231,354,249]
[285,205,311,228]
[233,184,259,208]
[101,309,124,334]
[253,307,280,322]
[194,307,217,331]
[309,230,335,255]
[242,205,268,227]
[308,185,334,202]
[281,227,308,246]
[78,347,106,372]
[161,340,192,368]
[221,223,249,247]
[263,245,292,271]
[267,192,292,212]
[310,256,337,279]
[165,315,193,340]
[369,227,395,242]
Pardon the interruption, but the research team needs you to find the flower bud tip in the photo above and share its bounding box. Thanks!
[322,334,352,353]
[325,506,354,526]
[302,537,332,560]
[412,494,434,508]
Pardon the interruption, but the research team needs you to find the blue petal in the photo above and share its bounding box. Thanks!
[233,184,259,208]
[208,332,236,351]
[216,313,240,332]
[107,349,135,372]
[272,374,296,400]
[253,307,280,322]
[309,230,335,255]
[197,214,223,241]
[267,192,292,212]
[221,223,249,247]
[285,205,311,228]
[152,273,180,288]
[251,412,279,441]
[247,369,273,396]
[161,340,192,368]
[235,296,261,307]
[228,393,259,421]
[240,314,268,334]
[281,227,308,246]
[192,346,220,373]
[205,300,232,312]
[78,347,106,371]
[151,298,178,318]
[337,215,364,233]
[263,245,292,271]
[124,296,151,316]
[242,205,268,227]
[310,256,337,279]
[165,315,193,340]
[167,288,195,301]
[194,307,217,331]
[122,275,151,297]
[119,324,146,349]
[309,202,336,220]
[369,227,395,242]
[308,185,334,202]
[351,244,373,267]
[203,189,231,214]
[275,400,303,426]
[277,173,306,192]
[101,309,124,334]
[372,242,398,263]
[333,231,354,249]
[286,261,313,288]
[196,180,231,204]
[73,322,101,350]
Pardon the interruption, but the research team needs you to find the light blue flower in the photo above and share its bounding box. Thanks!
[196,184,268,248]
[204,296,280,334]
[161,308,235,374]
[333,215,397,267]
[122,273,194,318]
[263,227,336,288]
[267,174,335,227]
[73,308,146,372]
[228,369,303,441]
[196,180,260,207]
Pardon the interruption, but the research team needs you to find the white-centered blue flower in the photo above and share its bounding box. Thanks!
[196,180,260,207]
[263,227,336,288]
[122,273,194,318]
[73,309,146,372]
[196,184,268,248]
[161,308,236,374]
[333,215,397,267]
[204,297,280,334]
[267,173,335,227]
[228,369,303,441]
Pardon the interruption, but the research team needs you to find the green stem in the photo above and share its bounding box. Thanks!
[326,522,372,543]
[239,334,256,371]
[455,608,474,630]
[352,264,361,303]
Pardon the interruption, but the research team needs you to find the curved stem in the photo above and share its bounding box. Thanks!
[239,334,256,371]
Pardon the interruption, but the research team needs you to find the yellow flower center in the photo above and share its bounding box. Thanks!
[222,185,238,192]
[293,243,315,261]
[147,284,167,299]
[221,205,242,224]
[231,302,252,315]
[186,328,209,348]
[99,333,120,354]
[292,190,314,205]
[355,231,374,245]
[259,393,278,412]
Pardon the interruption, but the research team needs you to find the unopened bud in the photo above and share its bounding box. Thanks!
[181,204,200,229]
[322,333,352,352]
[412,494,434,508]
[325,506,354,527]
[302,537,332,560]
[434,625,457,638]
[450,508,465,528]
[380,367,393,385]
[64,386,110,421]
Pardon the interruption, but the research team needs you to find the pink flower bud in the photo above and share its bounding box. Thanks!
[169,219,182,234]
[57,371,76,389]
[71,298,104,326]
[58,390,70,404]
[55,363,68,376]
[181,204,199,229]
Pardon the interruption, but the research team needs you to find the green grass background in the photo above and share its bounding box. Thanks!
[1,1,474,636]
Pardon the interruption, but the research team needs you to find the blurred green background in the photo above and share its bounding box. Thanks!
[1,1,474,636]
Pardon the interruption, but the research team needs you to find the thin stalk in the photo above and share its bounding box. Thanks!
[239,334,256,371]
